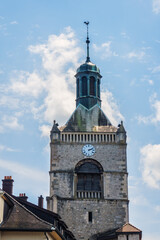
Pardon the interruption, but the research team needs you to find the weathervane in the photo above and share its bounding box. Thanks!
[84,21,90,62]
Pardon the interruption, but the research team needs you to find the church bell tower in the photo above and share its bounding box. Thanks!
[47,23,129,240]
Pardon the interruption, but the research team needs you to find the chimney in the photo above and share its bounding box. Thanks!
[38,195,44,208]
[2,176,14,195]
[18,193,28,201]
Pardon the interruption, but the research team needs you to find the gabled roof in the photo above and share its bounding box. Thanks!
[0,192,54,231]
[0,190,76,240]
[14,195,76,239]
[116,223,141,233]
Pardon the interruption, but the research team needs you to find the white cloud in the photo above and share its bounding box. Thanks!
[148,79,154,85]
[0,126,4,133]
[144,234,160,240]
[0,96,20,109]
[93,41,118,59]
[140,75,154,85]
[121,32,129,39]
[11,71,45,98]
[140,144,160,189]
[0,159,47,181]
[153,0,160,14]
[101,90,124,126]
[126,51,145,60]
[28,26,80,73]
[152,65,160,73]
[136,93,160,124]
[130,195,149,206]
[155,205,160,212]
[0,158,48,196]
[39,124,51,138]
[10,27,81,126]
[0,145,19,152]
[10,21,18,25]
[2,116,23,131]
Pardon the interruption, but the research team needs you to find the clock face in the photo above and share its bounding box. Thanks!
[82,144,95,157]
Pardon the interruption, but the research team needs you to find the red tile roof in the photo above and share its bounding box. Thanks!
[116,223,141,233]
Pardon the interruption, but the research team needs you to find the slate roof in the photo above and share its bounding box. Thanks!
[0,191,76,240]
[90,223,142,240]
[14,195,75,239]
[15,197,75,239]
[90,228,118,240]
[61,104,112,132]
[0,192,53,231]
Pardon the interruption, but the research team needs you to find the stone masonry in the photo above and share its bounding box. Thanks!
[47,136,129,240]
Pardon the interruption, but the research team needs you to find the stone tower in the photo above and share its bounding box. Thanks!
[47,23,129,240]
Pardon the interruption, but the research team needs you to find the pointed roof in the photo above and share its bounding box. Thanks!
[117,121,126,134]
[51,120,60,133]
[116,223,141,233]
[62,104,112,132]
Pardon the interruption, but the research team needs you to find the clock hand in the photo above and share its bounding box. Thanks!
[88,148,93,151]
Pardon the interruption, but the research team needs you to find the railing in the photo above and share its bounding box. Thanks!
[76,191,102,199]
[60,133,116,143]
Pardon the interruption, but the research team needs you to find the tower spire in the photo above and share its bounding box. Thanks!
[84,21,90,62]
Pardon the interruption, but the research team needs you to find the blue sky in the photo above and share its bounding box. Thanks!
[0,0,160,239]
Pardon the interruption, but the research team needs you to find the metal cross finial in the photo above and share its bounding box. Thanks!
[84,21,90,62]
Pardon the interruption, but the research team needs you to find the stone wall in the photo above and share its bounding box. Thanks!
[57,198,129,240]
[48,140,129,240]
[50,142,127,172]
[118,234,140,240]
[50,142,128,200]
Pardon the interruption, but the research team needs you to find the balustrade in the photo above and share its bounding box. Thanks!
[60,133,116,143]
[76,191,101,199]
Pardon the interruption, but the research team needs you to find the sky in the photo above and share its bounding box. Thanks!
[0,0,160,239]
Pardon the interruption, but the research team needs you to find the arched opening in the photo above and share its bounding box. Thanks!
[90,76,96,96]
[75,159,103,199]
[81,77,87,96]
[76,78,79,98]
[97,79,100,98]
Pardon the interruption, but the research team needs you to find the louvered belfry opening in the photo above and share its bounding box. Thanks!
[75,159,103,199]
[89,76,96,96]
[81,76,88,96]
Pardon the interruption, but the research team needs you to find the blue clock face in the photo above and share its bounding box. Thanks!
[82,144,95,157]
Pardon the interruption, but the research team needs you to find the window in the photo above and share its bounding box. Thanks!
[75,160,103,197]
[88,212,92,223]
[97,79,100,98]
[77,78,79,98]
[81,77,87,96]
[90,77,96,96]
